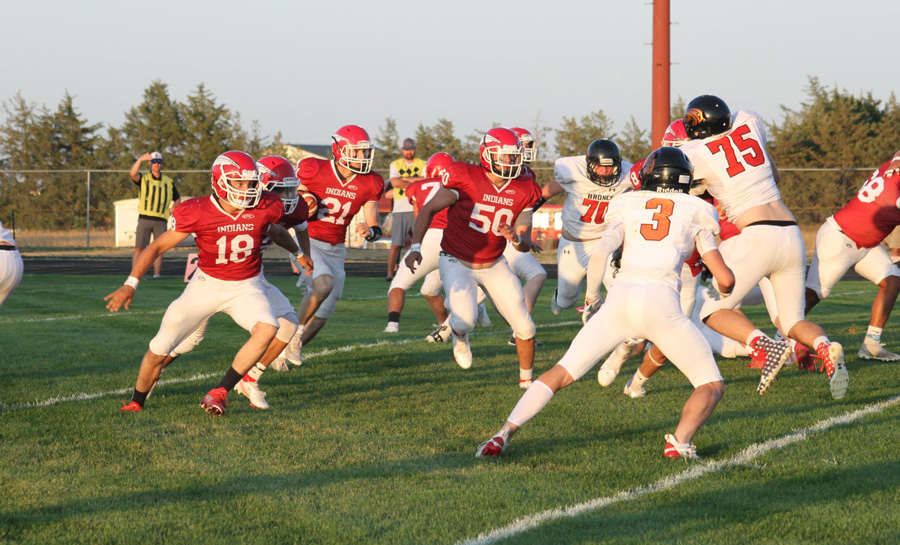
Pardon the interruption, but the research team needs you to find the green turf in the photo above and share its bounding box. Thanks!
[1,272,898,545]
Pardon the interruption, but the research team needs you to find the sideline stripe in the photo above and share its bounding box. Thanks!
[0,323,580,413]
[457,394,900,545]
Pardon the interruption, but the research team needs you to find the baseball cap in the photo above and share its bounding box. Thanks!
[150,151,163,163]
[401,138,416,150]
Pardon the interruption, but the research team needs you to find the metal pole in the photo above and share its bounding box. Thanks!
[651,0,671,146]
[86,170,91,248]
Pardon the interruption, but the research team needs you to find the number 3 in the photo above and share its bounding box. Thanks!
[640,198,674,241]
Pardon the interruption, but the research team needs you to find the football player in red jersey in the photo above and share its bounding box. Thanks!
[383,152,454,334]
[105,151,304,416]
[406,127,542,387]
[804,150,900,361]
[154,156,315,409]
[500,127,548,347]
[283,125,385,365]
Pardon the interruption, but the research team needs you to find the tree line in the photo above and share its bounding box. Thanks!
[1,77,898,230]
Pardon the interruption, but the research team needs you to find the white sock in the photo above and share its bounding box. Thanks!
[813,336,829,351]
[746,329,766,346]
[245,362,266,382]
[632,369,649,387]
[866,326,883,342]
[507,381,554,427]
[519,368,533,382]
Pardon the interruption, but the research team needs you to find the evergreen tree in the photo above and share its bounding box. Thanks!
[121,80,186,167]
[554,110,615,157]
[180,83,239,169]
[619,116,651,163]
[375,116,399,169]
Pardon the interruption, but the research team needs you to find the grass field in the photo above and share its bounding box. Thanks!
[1,271,899,545]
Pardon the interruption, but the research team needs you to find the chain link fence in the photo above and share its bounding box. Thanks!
[0,167,874,250]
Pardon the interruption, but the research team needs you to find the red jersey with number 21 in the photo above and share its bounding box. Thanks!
[170,193,284,281]
[440,162,542,264]
[298,158,384,245]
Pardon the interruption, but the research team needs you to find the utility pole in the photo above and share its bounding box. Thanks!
[651,0,671,146]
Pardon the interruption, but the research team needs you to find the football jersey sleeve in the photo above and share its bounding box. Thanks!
[170,197,204,234]
[692,200,721,256]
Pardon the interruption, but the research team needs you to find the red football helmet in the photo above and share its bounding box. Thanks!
[257,155,300,214]
[211,150,260,209]
[510,127,537,163]
[332,124,374,174]
[425,152,454,178]
[661,119,689,148]
[480,127,523,180]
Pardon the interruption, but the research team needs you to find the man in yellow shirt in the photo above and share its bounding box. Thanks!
[129,151,180,278]
[385,138,426,280]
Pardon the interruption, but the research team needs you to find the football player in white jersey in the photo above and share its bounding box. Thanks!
[679,95,848,399]
[543,139,632,314]
[476,147,733,460]
[0,178,24,310]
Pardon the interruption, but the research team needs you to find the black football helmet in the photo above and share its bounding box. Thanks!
[639,147,694,194]
[585,139,622,186]
[683,95,732,140]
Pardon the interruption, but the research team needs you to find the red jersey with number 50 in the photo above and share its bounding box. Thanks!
[680,110,780,224]
[832,159,900,248]
[440,162,542,264]
[170,193,283,281]
[298,158,384,245]
[406,177,449,229]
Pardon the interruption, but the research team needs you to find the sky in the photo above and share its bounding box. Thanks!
[2,0,899,152]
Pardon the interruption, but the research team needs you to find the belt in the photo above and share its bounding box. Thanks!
[744,220,797,228]
[439,251,452,257]
[0,245,16,251]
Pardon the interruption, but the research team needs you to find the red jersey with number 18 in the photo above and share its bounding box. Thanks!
[298,158,385,245]
[170,192,284,281]
[832,159,900,249]
[440,162,542,264]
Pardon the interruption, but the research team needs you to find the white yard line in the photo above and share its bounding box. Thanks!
[457,394,900,545]
[0,324,578,413]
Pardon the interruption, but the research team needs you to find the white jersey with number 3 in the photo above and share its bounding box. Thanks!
[600,191,720,292]
[553,155,633,239]
[679,110,780,224]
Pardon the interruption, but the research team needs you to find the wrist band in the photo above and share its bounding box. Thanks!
[513,235,522,245]
[124,276,140,289]
[294,248,304,259]
[410,243,422,253]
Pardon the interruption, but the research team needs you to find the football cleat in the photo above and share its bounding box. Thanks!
[234,379,269,410]
[818,342,848,400]
[858,340,900,361]
[751,336,792,395]
[451,332,473,369]
[426,324,451,343]
[383,321,400,333]
[519,379,532,389]
[597,341,631,387]
[269,355,290,373]
[550,289,561,316]
[200,387,228,416]
[623,377,647,398]
[120,400,142,412]
[475,303,492,327]
[663,434,699,460]
[475,435,508,458]
[285,331,303,366]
